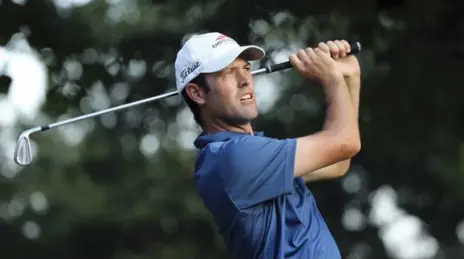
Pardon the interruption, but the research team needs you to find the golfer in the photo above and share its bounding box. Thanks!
[174,32,361,259]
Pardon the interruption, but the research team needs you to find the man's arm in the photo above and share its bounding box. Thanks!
[290,47,361,178]
[291,40,362,182]
[303,75,361,182]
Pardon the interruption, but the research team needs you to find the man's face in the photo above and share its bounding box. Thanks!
[203,57,258,125]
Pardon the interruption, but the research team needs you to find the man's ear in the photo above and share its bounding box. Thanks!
[185,83,207,105]
[0,75,12,94]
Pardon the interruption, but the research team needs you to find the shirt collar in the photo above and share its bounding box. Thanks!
[194,131,264,149]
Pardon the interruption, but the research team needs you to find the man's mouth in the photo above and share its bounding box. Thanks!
[240,93,253,101]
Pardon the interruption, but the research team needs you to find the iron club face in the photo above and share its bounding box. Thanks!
[13,127,42,166]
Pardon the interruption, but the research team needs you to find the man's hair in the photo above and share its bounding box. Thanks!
[181,74,209,126]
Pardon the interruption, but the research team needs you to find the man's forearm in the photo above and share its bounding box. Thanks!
[322,75,358,135]
[333,75,361,164]
[330,75,361,163]
[345,75,361,116]
[303,75,361,182]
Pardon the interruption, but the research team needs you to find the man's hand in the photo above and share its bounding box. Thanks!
[317,40,361,78]
[317,40,361,113]
[289,47,343,86]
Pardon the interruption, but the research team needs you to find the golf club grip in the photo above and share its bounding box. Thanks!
[265,41,362,73]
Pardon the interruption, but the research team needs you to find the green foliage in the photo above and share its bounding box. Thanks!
[1,0,463,258]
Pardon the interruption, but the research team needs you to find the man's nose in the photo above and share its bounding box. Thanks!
[237,70,251,88]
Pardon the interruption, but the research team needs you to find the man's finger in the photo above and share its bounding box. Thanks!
[326,41,339,59]
[317,42,330,53]
[296,49,307,60]
[313,48,327,60]
[314,48,333,64]
[314,47,329,56]
[297,49,311,65]
[334,40,346,57]
[289,53,304,70]
[304,48,312,55]
[340,40,351,53]
[305,47,317,62]
[307,48,322,67]
[307,47,318,60]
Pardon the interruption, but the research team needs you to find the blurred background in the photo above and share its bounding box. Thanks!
[1,0,463,258]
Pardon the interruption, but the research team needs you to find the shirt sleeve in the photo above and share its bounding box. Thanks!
[217,135,297,209]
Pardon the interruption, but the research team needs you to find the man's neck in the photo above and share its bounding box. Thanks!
[202,118,254,135]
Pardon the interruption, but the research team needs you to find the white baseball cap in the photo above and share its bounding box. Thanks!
[174,32,265,93]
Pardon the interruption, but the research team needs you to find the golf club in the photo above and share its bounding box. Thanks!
[13,41,362,166]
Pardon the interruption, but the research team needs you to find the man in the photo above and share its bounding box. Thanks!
[174,32,361,258]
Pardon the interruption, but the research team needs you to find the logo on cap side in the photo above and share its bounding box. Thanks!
[180,62,200,83]
[212,34,235,48]
[216,34,228,40]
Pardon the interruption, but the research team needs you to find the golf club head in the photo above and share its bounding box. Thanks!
[13,129,39,166]
[14,134,32,166]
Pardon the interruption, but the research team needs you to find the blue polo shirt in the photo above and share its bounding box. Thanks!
[193,131,341,259]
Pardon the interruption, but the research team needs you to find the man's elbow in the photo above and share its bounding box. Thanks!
[334,160,351,178]
[334,135,360,178]
[337,134,361,160]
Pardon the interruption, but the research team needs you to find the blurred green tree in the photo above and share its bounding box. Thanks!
[1,0,463,258]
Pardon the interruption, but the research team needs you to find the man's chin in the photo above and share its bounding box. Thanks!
[240,110,259,123]
[221,113,258,126]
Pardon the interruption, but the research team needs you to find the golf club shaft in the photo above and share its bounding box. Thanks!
[44,91,179,131]
[38,41,362,132]
[40,67,268,132]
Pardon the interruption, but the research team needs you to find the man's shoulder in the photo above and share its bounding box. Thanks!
[195,133,296,171]
[193,135,262,184]
[196,134,260,158]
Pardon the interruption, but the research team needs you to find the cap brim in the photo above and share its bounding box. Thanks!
[202,45,265,73]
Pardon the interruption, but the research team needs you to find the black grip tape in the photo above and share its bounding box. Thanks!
[266,41,362,73]
[265,62,292,73]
